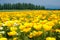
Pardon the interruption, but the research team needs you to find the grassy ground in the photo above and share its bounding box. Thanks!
[0,10,60,12]
[0,10,32,12]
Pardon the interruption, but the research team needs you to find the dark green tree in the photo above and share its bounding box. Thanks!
[0,3,45,10]
[0,4,2,10]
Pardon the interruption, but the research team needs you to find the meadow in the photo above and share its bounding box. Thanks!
[0,10,60,40]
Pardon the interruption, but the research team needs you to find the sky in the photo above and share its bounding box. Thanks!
[0,0,60,9]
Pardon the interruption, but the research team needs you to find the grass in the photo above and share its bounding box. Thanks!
[0,10,60,12]
[0,10,33,12]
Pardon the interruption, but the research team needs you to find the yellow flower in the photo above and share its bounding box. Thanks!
[21,28,31,32]
[1,18,9,22]
[13,38,17,40]
[24,22,33,27]
[42,16,46,19]
[46,37,56,40]
[28,33,33,38]
[32,31,38,36]
[59,21,60,24]
[29,31,43,38]
[48,18,51,21]
[33,18,39,22]
[43,24,52,31]
[37,31,43,36]
[7,31,17,36]
[0,10,59,40]
[19,23,32,32]
[19,25,25,30]
[0,23,3,26]
[10,27,17,31]
[55,29,60,33]
[40,20,48,24]
[0,37,7,40]
[0,34,2,37]
[33,23,42,30]
[4,21,15,27]
[46,21,54,26]
[43,21,54,31]
[33,31,43,36]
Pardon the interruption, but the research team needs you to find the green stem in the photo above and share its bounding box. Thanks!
[42,30,46,40]
[50,30,52,37]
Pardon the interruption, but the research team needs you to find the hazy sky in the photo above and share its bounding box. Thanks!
[0,0,60,9]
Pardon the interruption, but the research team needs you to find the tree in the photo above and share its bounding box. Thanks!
[0,3,45,10]
[0,4,2,10]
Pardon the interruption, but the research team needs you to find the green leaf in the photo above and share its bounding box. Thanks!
[24,36,30,40]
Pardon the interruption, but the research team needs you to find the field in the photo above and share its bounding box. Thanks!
[0,10,60,40]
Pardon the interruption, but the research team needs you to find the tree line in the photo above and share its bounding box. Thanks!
[0,3,45,10]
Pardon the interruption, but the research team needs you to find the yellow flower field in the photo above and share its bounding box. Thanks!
[0,10,60,40]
